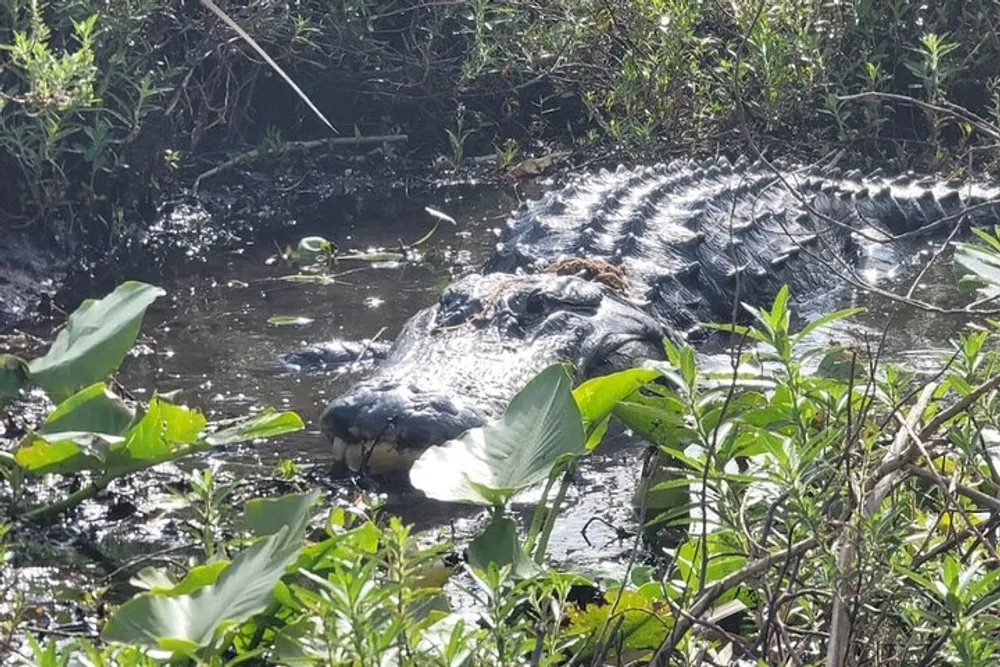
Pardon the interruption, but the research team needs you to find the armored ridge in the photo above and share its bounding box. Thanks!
[315,158,1000,474]
[489,157,1000,337]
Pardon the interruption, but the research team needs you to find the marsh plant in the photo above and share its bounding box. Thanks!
[8,227,1000,663]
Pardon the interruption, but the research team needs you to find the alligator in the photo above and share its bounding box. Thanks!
[290,157,1000,474]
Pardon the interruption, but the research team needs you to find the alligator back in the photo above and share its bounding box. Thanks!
[488,157,1000,337]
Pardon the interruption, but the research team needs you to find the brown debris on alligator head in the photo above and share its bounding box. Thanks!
[544,257,630,293]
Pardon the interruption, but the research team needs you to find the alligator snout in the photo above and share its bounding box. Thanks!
[321,380,490,475]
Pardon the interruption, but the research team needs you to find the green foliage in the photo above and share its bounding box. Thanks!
[0,281,304,523]
[16,272,1000,663]
[102,490,320,659]
[409,364,585,506]
[955,225,1000,299]
[24,281,165,402]
[3,0,998,232]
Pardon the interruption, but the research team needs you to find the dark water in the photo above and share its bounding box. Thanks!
[115,186,518,463]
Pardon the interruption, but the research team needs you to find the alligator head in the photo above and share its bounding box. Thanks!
[321,271,668,475]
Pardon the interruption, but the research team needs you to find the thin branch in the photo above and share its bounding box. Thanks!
[192,134,408,192]
[200,0,337,134]
[826,383,937,667]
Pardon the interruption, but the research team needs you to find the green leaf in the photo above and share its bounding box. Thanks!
[0,354,29,402]
[409,365,585,505]
[39,383,134,437]
[204,409,304,446]
[573,365,662,449]
[956,236,1000,299]
[132,562,231,596]
[14,431,122,475]
[102,490,317,658]
[296,236,332,264]
[244,489,322,548]
[27,282,165,402]
[117,398,206,464]
[466,515,541,579]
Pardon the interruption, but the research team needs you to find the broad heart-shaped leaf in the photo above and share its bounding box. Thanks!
[109,398,207,469]
[102,490,318,658]
[28,282,165,402]
[244,489,322,548]
[410,365,585,506]
[39,383,134,437]
[467,514,541,579]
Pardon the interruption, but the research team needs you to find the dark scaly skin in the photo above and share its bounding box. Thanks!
[318,157,1000,474]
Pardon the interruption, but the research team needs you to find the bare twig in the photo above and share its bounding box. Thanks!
[191,134,408,192]
[200,0,337,134]
[838,92,1000,142]
[827,383,936,667]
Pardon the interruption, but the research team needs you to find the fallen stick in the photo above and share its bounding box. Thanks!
[191,134,409,193]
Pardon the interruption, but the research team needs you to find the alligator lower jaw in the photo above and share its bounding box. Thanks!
[332,436,425,476]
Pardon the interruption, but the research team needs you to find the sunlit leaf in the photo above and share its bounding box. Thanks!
[14,431,122,475]
[102,491,317,658]
[573,365,662,449]
[27,282,165,402]
[409,365,585,505]
[119,398,206,463]
[956,233,1000,299]
[204,409,304,446]
[39,383,134,437]
[132,562,230,596]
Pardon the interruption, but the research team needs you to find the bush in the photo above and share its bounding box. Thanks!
[4,1,1000,237]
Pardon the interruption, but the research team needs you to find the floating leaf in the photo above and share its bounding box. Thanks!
[295,236,333,264]
[267,315,314,327]
[410,365,585,506]
[27,282,164,402]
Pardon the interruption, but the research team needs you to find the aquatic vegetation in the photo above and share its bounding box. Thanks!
[0,281,304,522]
